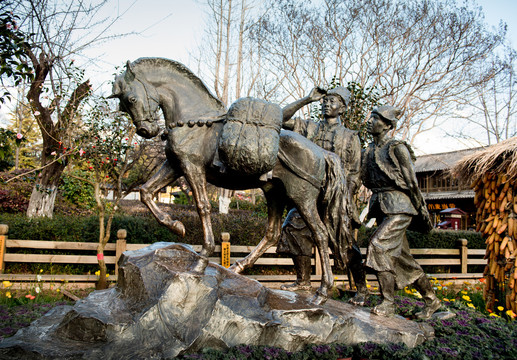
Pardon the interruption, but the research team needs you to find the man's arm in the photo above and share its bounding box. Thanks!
[393,143,423,210]
[282,87,326,129]
[345,133,362,197]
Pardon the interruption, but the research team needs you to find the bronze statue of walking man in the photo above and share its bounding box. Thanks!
[361,106,440,319]
[277,86,368,306]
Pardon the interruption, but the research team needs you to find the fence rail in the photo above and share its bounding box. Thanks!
[0,225,485,288]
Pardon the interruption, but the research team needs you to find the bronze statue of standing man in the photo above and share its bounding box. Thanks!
[361,106,440,319]
[277,86,368,306]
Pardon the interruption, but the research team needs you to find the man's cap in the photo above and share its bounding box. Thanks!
[326,86,351,106]
[371,105,402,129]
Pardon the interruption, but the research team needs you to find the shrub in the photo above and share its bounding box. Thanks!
[59,170,95,209]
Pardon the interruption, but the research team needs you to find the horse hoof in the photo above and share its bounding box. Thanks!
[191,256,209,274]
[310,293,327,306]
[171,221,186,237]
[228,262,244,274]
[280,282,312,291]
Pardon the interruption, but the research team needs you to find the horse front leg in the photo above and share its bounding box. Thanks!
[181,163,215,258]
[140,160,185,236]
[230,185,284,274]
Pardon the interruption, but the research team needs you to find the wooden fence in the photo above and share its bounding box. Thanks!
[0,225,485,289]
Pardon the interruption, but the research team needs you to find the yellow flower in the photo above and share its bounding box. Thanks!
[106,274,109,278]
[467,303,475,308]
[2,281,12,288]
[334,276,338,280]
[461,290,468,294]
[367,284,371,288]
[437,286,442,290]
[443,298,450,302]
[39,269,43,273]
[373,287,378,291]
[56,288,60,293]
[95,270,101,276]
[506,310,516,318]
[497,306,504,311]
[6,291,11,298]
[489,313,500,317]
[462,295,471,302]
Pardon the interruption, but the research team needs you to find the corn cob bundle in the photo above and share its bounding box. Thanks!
[474,172,517,312]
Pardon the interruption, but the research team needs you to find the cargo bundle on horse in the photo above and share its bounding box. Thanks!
[108,57,354,304]
[216,97,282,177]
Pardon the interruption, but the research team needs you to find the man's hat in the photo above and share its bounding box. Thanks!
[326,86,351,106]
[371,105,402,129]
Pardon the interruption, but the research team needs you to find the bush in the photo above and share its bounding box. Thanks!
[59,170,95,209]
[0,210,267,246]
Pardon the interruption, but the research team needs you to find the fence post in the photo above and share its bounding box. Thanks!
[0,225,7,274]
[457,238,468,274]
[314,247,322,276]
[221,232,231,268]
[115,229,127,276]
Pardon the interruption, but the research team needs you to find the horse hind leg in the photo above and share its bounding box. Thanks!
[230,184,285,274]
[296,199,334,305]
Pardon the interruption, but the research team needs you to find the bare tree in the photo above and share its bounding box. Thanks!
[453,46,516,145]
[4,0,134,217]
[251,0,506,144]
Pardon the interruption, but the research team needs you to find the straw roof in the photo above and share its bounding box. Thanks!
[451,137,517,183]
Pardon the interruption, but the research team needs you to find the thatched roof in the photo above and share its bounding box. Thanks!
[451,137,517,183]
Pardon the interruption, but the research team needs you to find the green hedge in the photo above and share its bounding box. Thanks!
[0,210,267,247]
[0,211,483,249]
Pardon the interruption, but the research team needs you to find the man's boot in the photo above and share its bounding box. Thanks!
[347,250,369,306]
[372,271,395,317]
[414,275,441,320]
[280,255,312,291]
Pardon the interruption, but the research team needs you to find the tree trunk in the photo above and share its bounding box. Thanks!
[26,162,65,218]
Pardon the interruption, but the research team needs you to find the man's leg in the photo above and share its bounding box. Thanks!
[413,274,441,319]
[280,255,312,291]
[372,271,396,316]
[347,247,369,306]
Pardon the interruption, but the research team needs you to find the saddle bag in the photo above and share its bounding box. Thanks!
[217,97,282,176]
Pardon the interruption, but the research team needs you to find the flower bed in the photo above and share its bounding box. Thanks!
[1,278,516,359]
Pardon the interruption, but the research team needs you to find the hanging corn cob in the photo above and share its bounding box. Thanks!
[474,172,517,312]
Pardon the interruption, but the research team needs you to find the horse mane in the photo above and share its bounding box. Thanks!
[130,57,226,111]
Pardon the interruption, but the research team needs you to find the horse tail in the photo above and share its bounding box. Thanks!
[321,152,355,270]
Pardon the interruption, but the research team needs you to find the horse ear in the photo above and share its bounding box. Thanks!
[125,60,136,82]
[107,75,124,99]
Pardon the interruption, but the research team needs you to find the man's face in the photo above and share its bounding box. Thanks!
[366,113,390,135]
[321,95,343,118]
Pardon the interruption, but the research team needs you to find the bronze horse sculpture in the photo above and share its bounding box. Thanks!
[108,57,354,304]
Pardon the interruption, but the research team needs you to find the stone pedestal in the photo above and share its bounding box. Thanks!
[0,243,433,359]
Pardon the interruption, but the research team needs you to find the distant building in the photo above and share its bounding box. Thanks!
[414,147,483,230]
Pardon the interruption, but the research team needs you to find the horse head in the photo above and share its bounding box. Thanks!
[108,61,161,139]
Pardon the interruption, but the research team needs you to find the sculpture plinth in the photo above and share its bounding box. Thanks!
[0,243,433,359]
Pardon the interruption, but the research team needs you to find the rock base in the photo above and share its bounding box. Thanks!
[0,243,434,359]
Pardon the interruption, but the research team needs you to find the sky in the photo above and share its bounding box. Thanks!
[2,0,517,155]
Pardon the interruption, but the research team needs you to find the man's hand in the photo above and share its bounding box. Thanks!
[308,87,326,102]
